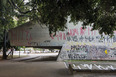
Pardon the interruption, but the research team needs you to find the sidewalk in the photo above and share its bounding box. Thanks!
[11,53,58,62]
[1,57,116,77]
[0,61,72,77]
[1,54,116,77]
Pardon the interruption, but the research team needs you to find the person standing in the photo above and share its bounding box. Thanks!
[11,47,15,58]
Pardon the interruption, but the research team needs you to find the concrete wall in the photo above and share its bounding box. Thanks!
[8,21,66,46]
[8,19,116,47]
[57,42,116,60]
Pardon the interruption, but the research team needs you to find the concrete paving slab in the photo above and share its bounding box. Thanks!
[11,56,40,61]
[1,60,116,77]
[11,53,58,62]
[0,61,72,77]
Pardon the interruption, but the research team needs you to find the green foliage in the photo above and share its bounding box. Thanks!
[0,0,115,49]
[0,0,27,49]
[21,0,116,36]
[0,0,116,36]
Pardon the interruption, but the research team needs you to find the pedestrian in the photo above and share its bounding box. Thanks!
[11,47,15,58]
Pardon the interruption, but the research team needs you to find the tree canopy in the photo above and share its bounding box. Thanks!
[0,0,116,36]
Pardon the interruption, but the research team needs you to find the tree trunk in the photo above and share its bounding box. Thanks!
[3,29,7,59]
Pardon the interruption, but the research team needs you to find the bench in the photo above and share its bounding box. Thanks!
[68,64,81,75]
[68,63,116,75]
[68,64,74,75]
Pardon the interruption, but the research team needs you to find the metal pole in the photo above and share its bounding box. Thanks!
[19,49,20,58]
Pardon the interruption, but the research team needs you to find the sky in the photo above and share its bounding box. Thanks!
[24,0,29,3]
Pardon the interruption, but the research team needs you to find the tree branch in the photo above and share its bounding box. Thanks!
[19,0,24,7]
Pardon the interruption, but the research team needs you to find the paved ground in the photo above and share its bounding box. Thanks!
[0,53,72,77]
[0,61,72,77]
[1,60,116,77]
[1,53,116,77]
[11,53,58,62]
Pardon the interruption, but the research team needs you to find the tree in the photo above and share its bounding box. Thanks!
[1,0,115,35]
[0,0,28,59]
[36,0,116,36]
[0,0,116,59]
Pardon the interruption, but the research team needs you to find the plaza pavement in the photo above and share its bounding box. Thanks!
[0,60,72,77]
[0,53,116,77]
[0,53,73,77]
